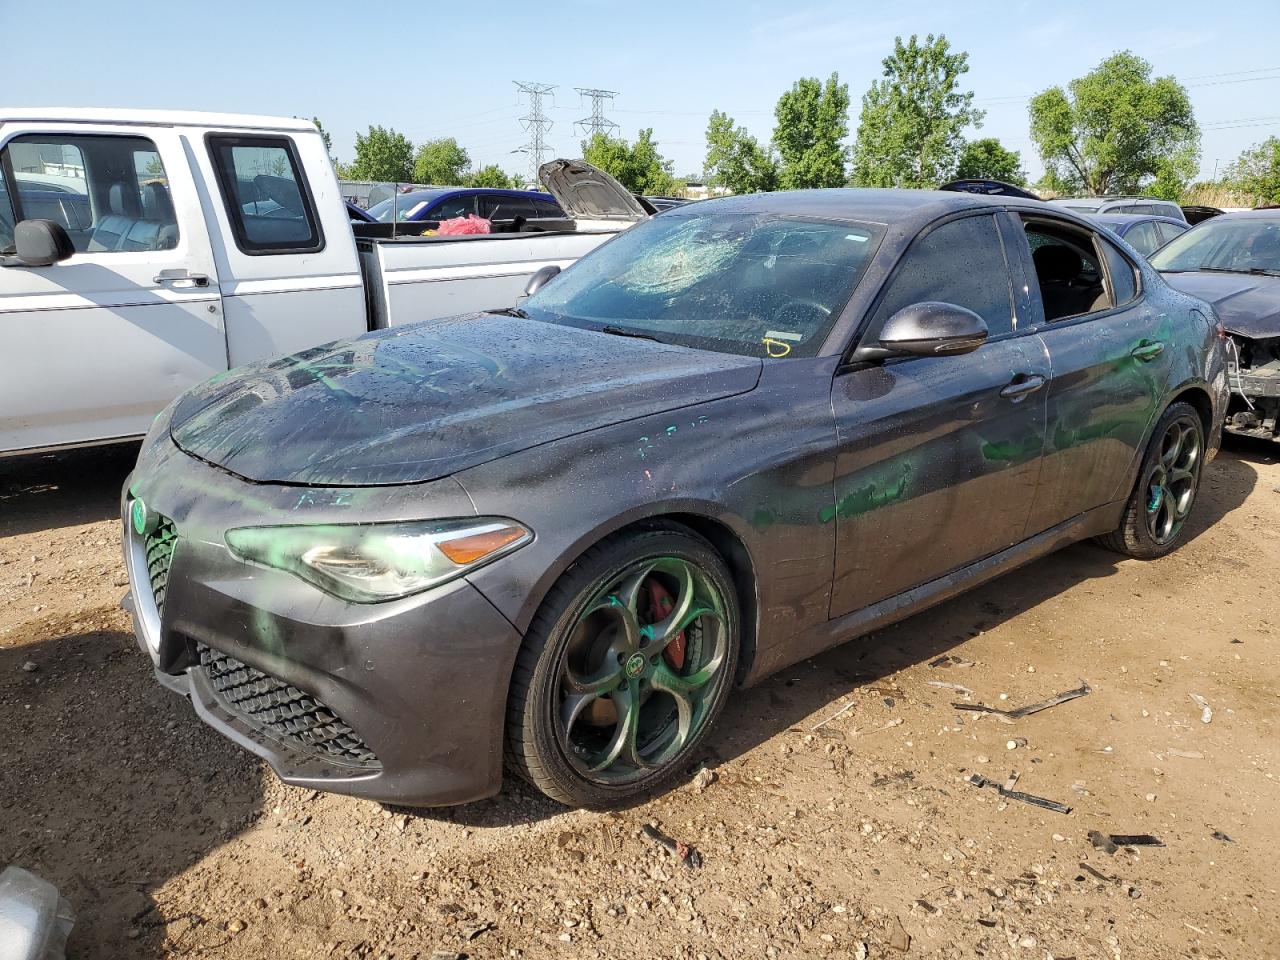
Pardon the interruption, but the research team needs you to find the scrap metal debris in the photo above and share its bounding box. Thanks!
[968,774,1072,814]
[1189,693,1213,724]
[811,699,858,731]
[641,824,702,869]
[926,680,973,695]
[1089,831,1164,854]
[929,654,974,669]
[1212,830,1235,843]
[953,680,1091,719]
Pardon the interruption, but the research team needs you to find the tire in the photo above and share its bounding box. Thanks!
[1096,401,1205,559]
[505,523,740,809]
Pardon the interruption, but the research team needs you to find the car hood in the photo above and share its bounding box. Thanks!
[1161,271,1280,339]
[169,314,761,486]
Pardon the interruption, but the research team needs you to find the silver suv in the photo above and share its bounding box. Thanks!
[1049,196,1186,222]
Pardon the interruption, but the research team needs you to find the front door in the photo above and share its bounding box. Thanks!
[0,124,224,452]
[829,213,1050,618]
[1009,214,1174,534]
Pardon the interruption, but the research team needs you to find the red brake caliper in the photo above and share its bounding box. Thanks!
[646,578,686,670]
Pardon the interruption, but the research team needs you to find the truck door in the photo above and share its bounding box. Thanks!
[0,124,225,453]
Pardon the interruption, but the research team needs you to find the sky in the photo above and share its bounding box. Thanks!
[3,0,1278,185]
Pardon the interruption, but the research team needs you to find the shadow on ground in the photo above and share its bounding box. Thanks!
[0,443,139,537]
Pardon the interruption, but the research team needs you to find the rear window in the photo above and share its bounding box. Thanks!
[207,134,323,254]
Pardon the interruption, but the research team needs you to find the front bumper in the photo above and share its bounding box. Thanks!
[121,442,524,807]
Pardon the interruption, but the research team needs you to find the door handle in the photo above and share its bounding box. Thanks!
[1131,340,1165,362]
[153,268,210,288]
[999,374,1046,400]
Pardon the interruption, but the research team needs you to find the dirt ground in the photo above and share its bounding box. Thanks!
[2,439,1278,960]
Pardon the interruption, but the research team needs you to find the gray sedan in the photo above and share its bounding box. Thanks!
[122,188,1228,809]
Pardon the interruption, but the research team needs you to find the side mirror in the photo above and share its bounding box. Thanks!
[523,264,561,298]
[11,219,74,267]
[858,301,988,361]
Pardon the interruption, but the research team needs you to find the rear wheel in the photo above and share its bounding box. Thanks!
[505,525,739,808]
[1097,402,1204,559]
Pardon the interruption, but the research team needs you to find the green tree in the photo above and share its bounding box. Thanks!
[465,164,514,189]
[1224,137,1280,206]
[347,125,414,182]
[954,138,1026,185]
[703,109,778,194]
[774,72,851,188]
[312,117,336,166]
[413,137,471,185]
[1028,51,1199,196]
[581,128,680,194]
[851,34,983,188]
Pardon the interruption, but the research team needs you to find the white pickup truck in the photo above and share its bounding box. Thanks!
[0,108,647,456]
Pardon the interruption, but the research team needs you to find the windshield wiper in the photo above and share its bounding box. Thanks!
[601,325,664,343]
[494,306,529,319]
[1191,266,1280,277]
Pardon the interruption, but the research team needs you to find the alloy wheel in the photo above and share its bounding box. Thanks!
[555,556,729,783]
[1145,413,1201,545]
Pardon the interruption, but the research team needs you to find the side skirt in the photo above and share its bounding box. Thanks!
[746,502,1121,684]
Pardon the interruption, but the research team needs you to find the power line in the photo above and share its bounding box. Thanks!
[574,88,619,139]
[513,80,556,182]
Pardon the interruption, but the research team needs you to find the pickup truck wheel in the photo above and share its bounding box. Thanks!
[1096,401,1204,559]
[505,524,739,809]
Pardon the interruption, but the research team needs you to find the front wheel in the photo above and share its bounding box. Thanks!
[1096,401,1205,559]
[505,525,739,808]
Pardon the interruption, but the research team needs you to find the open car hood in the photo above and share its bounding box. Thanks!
[539,159,650,222]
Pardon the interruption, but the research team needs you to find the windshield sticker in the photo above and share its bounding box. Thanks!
[762,329,801,358]
[845,233,870,242]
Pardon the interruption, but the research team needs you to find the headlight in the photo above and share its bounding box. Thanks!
[225,518,531,602]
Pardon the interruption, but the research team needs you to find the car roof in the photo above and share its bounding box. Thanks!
[392,187,555,202]
[1092,213,1187,228]
[0,107,316,133]
[1210,208,1280,221]
[685,187,1029,225]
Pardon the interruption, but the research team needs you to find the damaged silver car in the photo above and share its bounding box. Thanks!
[1154,210,1280,440]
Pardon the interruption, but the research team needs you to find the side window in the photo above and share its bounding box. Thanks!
[531,198,564,219]
[1023,219,1114,322]
[0,134,177,253]
[426,194,476,220]
[0,164,12,253]
[479,195,537,220]
[1156,221,1187,246]
[871,214,1015,338]
[1100,238,1138,305]
[208,135,323,254]
[1124,221,1162,257]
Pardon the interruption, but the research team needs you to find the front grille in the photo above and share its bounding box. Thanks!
[197,644,381,768]
[144,515,178,618]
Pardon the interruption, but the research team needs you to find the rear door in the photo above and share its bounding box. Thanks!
[0,123,225,453]
[828,212,1051,617]
[1008,212,1174,533]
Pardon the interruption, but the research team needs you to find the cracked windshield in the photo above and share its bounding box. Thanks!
[524,212,883,357]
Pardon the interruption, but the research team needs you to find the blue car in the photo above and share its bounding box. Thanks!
[367,187,565,224]
[1091,213,1189,258]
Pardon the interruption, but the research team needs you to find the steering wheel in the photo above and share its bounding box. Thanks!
[254,175,305,216]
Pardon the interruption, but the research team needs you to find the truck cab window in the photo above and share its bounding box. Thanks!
[0,134,178,253]
[208,135,323,255]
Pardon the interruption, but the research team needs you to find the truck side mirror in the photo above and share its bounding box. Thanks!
[523,264,561,298]
[12,219,74,267]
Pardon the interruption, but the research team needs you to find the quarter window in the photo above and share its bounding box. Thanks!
[1100,238,1138,305]
[0,133,178,253]
[870,214,1016,338]
[427,194,476,220]
[208,135,323,254]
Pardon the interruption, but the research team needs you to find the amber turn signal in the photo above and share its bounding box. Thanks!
[437,525,527,565]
